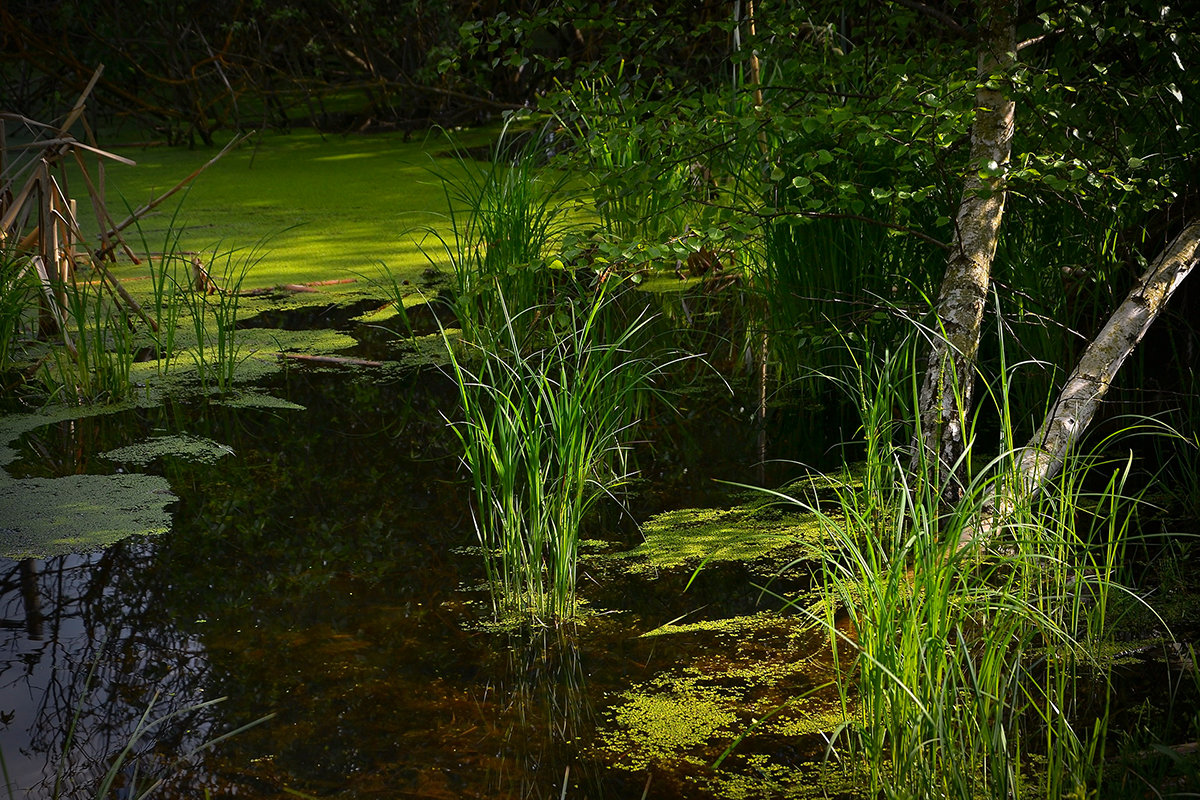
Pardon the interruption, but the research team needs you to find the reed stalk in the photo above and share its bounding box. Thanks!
[444,282,666,622]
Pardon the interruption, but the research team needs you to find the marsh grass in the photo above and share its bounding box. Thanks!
[39,274,135,404]
[128,202,191,370]
[425,121,576,344]
[445,283,669,622]
[765,334,1161,799]
[755,214,940,392]
[410,124,686,621]
[178,239,265,392]
[558,81,691,247]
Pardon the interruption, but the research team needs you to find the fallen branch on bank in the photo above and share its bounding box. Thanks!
[277,352,383,367]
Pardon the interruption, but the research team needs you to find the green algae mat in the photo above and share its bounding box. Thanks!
[90,128,480,291]
[0,127,492,560]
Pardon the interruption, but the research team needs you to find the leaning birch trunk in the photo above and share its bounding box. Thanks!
[957,220,1200,548]
[914,0,1016,501]
[1017,220,1200,490]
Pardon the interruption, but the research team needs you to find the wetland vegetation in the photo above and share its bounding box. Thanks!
[3,2,1200,798]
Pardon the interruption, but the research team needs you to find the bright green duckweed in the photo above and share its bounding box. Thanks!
[614,504,826,574]
[91,130,465,291]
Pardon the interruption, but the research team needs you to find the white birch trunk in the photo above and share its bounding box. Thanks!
[957,221,1200,548]
[1017,220,1200,490]
[915,0,1016,500]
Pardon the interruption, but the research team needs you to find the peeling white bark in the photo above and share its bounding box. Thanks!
[915,0,1016,499]
[957,220,1200,548]
[1018,220,1200,490]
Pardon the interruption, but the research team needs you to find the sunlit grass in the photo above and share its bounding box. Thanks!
[766,333,1161,799]
[445,285,668,622]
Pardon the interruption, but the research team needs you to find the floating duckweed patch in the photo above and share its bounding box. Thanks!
[0,473,176,559]
[763,699,851,739]
[599,645,834,759]
[92,130,458,291]
[597,607,844,793]
[120,326,361,395]
[385,331,458,371]
[641,612,799,638]
[101,434,236,466]
[709,758,866,800]
[355,305,409,327]
[253,327,360,355]
[217,391,306,411]
[600,673,739,771]
[615,505,825,573]
[780,464,867,497]
[351,291,443,326]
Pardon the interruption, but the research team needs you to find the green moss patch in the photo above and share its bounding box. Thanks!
[0,473,176,559]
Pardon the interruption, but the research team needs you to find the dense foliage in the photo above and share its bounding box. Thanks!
[5,0,1198,463]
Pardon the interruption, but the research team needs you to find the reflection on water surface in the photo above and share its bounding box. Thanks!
[1,338,836,799]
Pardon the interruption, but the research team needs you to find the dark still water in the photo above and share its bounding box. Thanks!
[0,350,838,799]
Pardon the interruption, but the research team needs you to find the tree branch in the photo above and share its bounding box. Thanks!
[892,0,969,37]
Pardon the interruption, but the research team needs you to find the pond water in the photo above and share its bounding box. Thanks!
[0,299,850,799]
